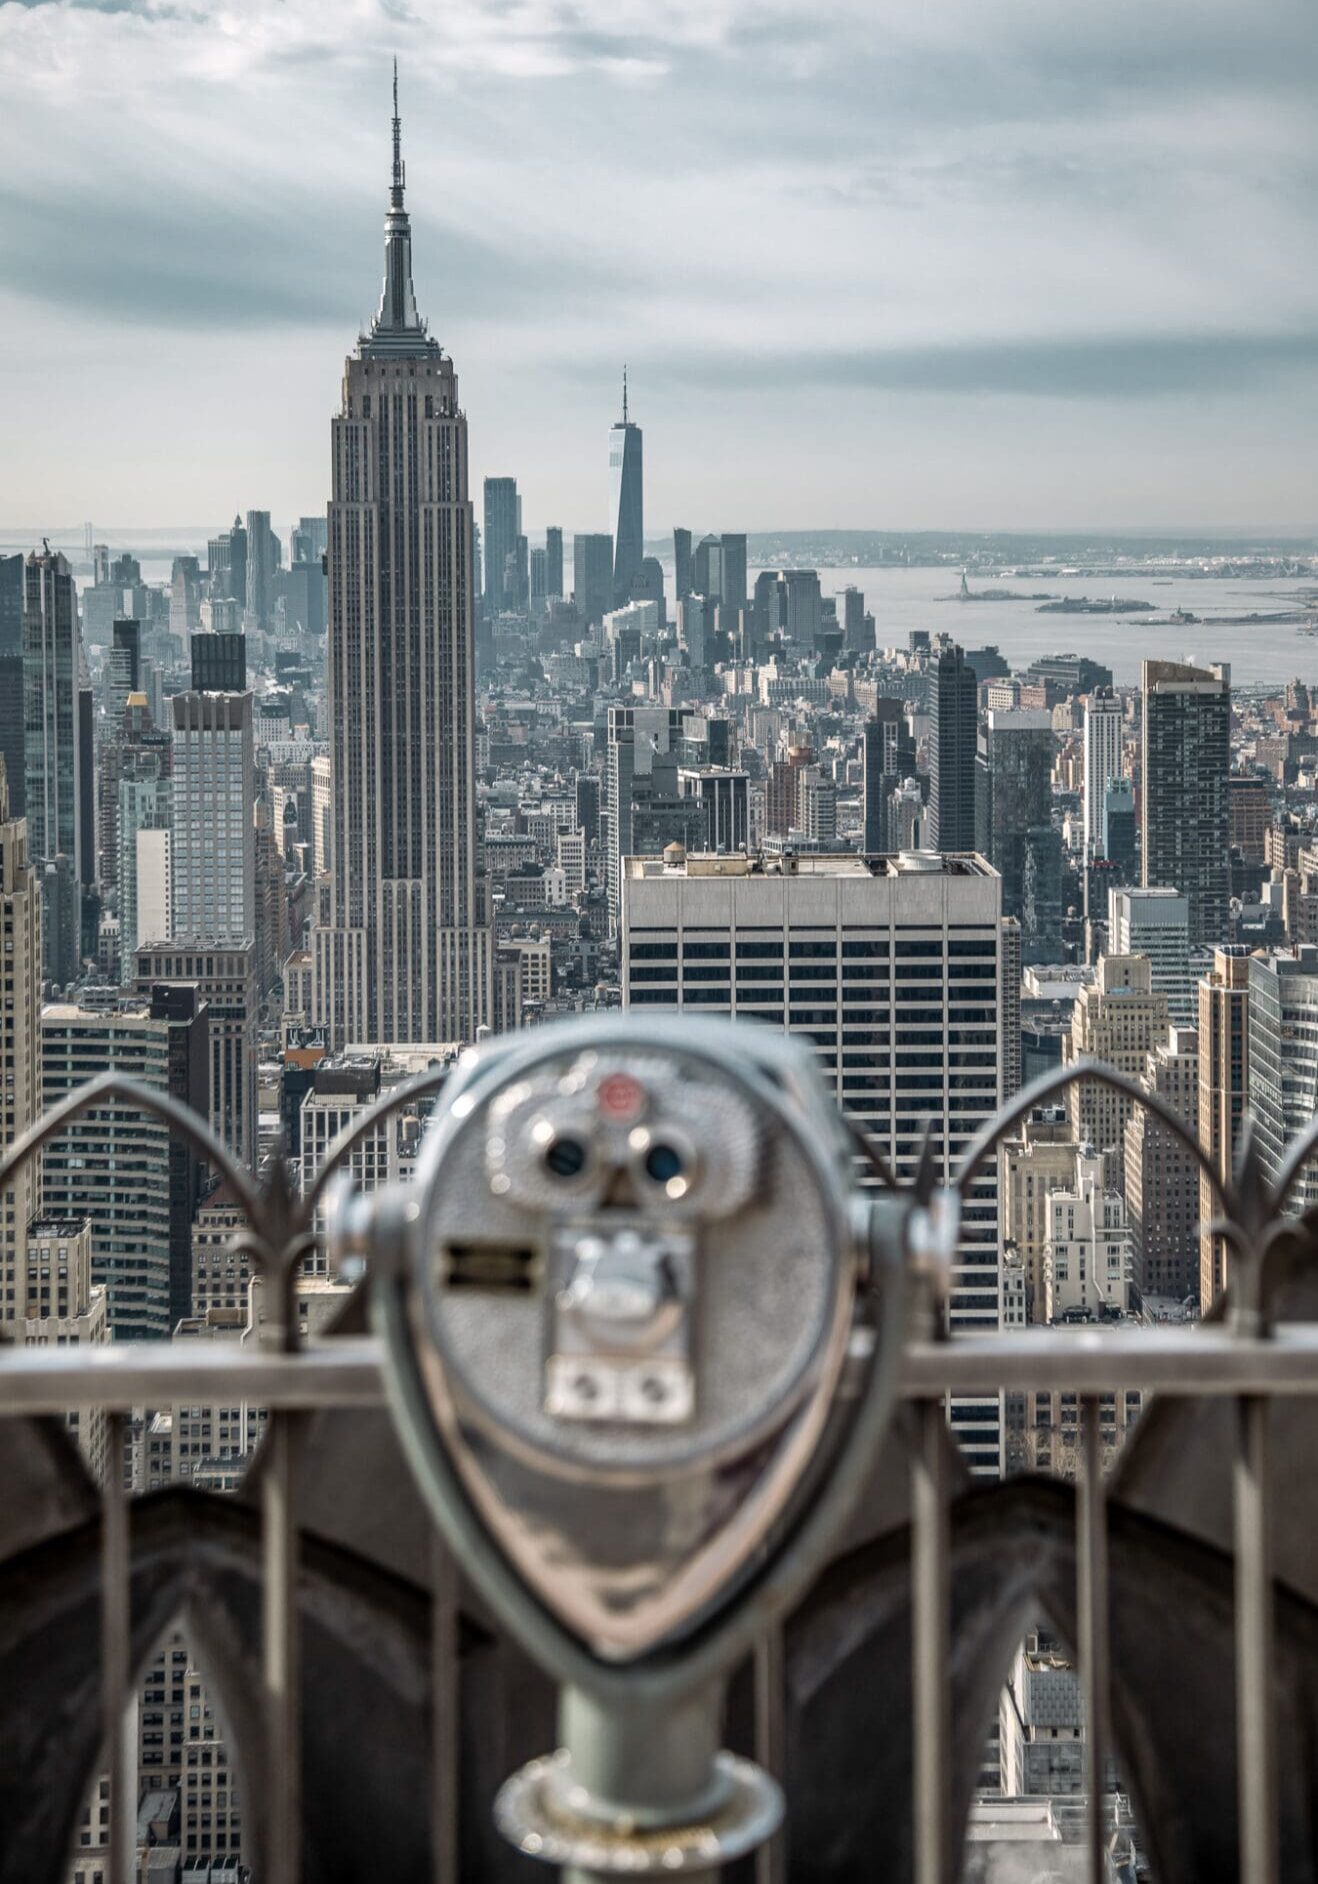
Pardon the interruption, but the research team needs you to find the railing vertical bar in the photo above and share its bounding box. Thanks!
[912,1396,951,1884]
[102,1411,132,1884]
[431,1533,460,1881]
[263,1411,301,1884]
[1235,1392,1278,1884]
[1077,1395,1111,1884]
[754,1623,787,1884]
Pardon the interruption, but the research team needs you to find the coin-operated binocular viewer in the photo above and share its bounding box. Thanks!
[332,1016,922,1878]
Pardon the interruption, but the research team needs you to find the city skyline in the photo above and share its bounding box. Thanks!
[3,2,1318,533]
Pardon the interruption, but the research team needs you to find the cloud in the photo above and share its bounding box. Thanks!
[660,332,1318,400]
[0,176,613,329]
[1,0,1317,528]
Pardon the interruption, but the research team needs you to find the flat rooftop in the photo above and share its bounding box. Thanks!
[623,849,996,881]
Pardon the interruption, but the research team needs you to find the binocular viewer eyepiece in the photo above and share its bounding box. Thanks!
[331,1014,925,1875]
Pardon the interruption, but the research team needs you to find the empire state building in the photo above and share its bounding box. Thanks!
[315,73,491,1047]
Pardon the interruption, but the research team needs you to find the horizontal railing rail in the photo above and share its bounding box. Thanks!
[5,1324,1318,1415]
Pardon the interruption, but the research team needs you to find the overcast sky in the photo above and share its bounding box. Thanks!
[2,0,1317,539]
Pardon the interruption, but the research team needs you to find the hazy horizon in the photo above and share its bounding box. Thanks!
[3,524,1316,557]
[3,0,1317,534]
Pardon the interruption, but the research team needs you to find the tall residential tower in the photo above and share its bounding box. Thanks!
[315,71,490,1047]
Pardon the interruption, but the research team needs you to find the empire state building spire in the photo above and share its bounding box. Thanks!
[364,62,437,354]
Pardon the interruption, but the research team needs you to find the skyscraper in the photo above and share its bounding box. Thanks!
[529,546,549,615]
[136,942,257,1171]
[1102,776,1138,880]
[974,708,1061,962]
[170,691,255,947]
[170,556,202,639]
[0,759,41,1332]
[719,534,748,614]
[927,642,977,853]
[1066,955,1170,1154]
[315,70,490,1048]
[0,553,24,821]
[677,767,750,853]
[1141,659,1230,946]
[673,528,693,603]
[244,511,278,632]
[842,586,869,653]
[291,515,327,564]
[23,546,82,983]
[604,704,698,931]
[483,478,520,614]
[117,696,172,981]
[1198,945,1250,1310]
[1124,1025,1200,1304]
[208,516,247,608]
[545,526,564,601]
[609,369,644,607]
[692,535,723,605]
[1108,886,1193,1024]
[41,1003,172,1338]
[862,702,910,853]
[1082,687,1124,863]
[1248,945,1318,1219]
[573,534,614,627]
[190,630,247,693]
[619,848,1006,1475]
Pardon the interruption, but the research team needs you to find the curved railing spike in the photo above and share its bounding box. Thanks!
[0,1073,264,1221]
[953,1056,1231,1217]
[304,1065,450,1212]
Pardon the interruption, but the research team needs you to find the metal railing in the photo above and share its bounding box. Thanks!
[2,1053,1317,1883]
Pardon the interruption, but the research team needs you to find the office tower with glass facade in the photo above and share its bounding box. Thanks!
[0,761,41,1328]
[609,371,644,607]
[0,553,25,820]
[291,515,328,564]
[1248,945,1318,1219]
[863,702,912,854]
[545,526,564,600]
[719,534,748,615]
[190,630,247,692]
[1141,659,1230,946]
[678,767,749,854]
[673,528,693,603]
[1102,776,1137,880]
[208,516,248,608]
[974,708,1061,963]
[928,642,977,854]
[244,510,278,632]
[573,533,614,628]
[483,477,520,614]
[23,546,82,982]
